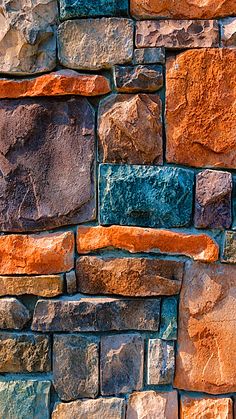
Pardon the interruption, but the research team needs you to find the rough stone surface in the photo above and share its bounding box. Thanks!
[77,225,219,262]
[58,18,133,70]
[0,0,57,75]
[130,0,236,19]
[99,165,194,228]
[76,256,183,296]
[194,169,233,229]
[133,48,165,64]
[166,49,236,168]
[98,94,162,165]
[0,97,95,231]
[136,20,219,49]
[180,396,233,419]
[147,339,175,385]
[233,177,236,229]
[114,65,163,92]
[32,297,161,332]
[175,262,236,393]
[126,391,178,419]
[0,70,111,99]
[222,231,236,263]
[66,271,77,294]
[159,297,178,340]
[0,232,74,275]
[59,0,128,19]
[0,298,30,330]
[101,334,144,395]
[0,275,63,297]
[52,398,126,419]
[0,333,50,372]
[53,334,99,401]
[0,380,51,419]
[221,18,236,47]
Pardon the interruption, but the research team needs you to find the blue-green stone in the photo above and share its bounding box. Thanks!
[159,297,178,340]
[59,0,128,20]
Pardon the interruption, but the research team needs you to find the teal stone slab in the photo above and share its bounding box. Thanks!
[159,297,178,340]
[99,165,194,228]
[59,0,128,20]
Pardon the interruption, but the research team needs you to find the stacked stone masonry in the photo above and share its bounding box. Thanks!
[0,0,235,418]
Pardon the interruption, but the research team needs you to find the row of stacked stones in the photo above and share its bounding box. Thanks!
[0,0,235,418]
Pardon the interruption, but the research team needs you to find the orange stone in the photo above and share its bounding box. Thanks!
[0,275,64,297]
[77,226,219,262]
[181,396,233,419]
[166,49,236,168]
[0,70,111,99]
[0,232,74,275]
[130,0,236,19]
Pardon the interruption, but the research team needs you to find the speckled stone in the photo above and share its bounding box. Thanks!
[222,231,236,263]
[59,0,128,19]
[159,297,178,340]
[114,65,163,92]
[147,339,175,385]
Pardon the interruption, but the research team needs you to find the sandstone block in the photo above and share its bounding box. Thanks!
[0,333,50,372]
[180,396,233,419]
[194,169,232,229]
[98,94,162,165]
[0,380,51,419]
[66,271,77,294]
[0,275,63,297]
[222,231,236,263]
[0,298,30,330]
[221,18,236,47]
[175,262,236,393]
[32,297,160,332]
[0,232,74,275]
[114,65,163,92]
[0,97,95,231]
[58,18,133,70]
[99,165,194,228]
[76,256,183,296]
[59,0,128,19]
[126,390,178,419]
[166,49,236,168]
[133,48,165,65]
[0,0,57,75]
[159,297,178,340]
[52,398,126,419]
[53,335,99,401]
[136,20,219,49]
[101,334,144,395]
[147,339,175,385]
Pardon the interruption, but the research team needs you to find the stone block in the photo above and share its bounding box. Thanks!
[126,391,178,419]
[59,0,128,19]
[222,231,236,263]
[147,339,175,385]
[0,298,30,330]
[114,65,163,92]
[180,396,233,419]
[133,48,165,65]
[0,275,63,297]
[159,297,178,340]
[52,398,126,419]
[221,18,236,47]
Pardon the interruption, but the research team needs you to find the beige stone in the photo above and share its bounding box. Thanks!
[126,391,178,419]
[52,398,126,419]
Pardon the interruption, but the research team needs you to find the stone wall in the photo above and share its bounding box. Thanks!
[0,1,235,418]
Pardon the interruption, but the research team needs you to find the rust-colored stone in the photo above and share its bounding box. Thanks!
[77,226,219,262]
[0,70,111,99]
[166,49,236,168]
[181,396,233,419]
[0,232,74,275]
[0,275,64,297]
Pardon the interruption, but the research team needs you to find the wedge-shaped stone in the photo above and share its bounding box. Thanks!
[180,396,233,419]
[126,391,178,419]
[0,298,31,330]
[59,0,128,19]
[0,275,63,297]
[175,262,236,393]
[0,97,95,231]
[52,398,126,419]
[32,297,160,332]
[114,65,163,92]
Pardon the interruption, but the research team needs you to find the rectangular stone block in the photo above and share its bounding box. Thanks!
[114,65,163,93]
[181,396,233,419]
[222,231,236,263]
[133,48,165,65]
[32,297,160,332]
[159,297,178,340]
[126,391,178,419]
[0,275,64,297]
[0,298,30,330]
[52,398,126,419]
[99,165,194,228]
[147,339,175,385]
[59,0,128,19]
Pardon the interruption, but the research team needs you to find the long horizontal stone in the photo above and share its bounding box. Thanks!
[133,48,165,65]
[0,298,31,330]
[77,226,219,262]
[52,398,126,419]
[59,0,128,19]
[76,256,184,296]
[114,65,163,92]
[32,297,161,332]
[0,275,64,297]
[0,232,74,275]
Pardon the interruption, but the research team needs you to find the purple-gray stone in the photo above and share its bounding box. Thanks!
[114,65,163,92]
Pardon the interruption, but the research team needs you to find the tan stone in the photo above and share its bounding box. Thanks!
[52,398,126,419]
[221,18,236,47]
[175,262,236,393]
[181,396,233,419]
[166,49,236,168]
[0,275,63,297]
[126,391,178,419]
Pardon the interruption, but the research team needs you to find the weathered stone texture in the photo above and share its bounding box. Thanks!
[53,335,99,401]
[127,391,178,419]
[58,18,133,70]
[101,334,144,395]
[98,94,162,165]
[59,0,128,19]
[166,49,236,168]
[180,396,233,419]
[32,297,160,332]
[222,231,236,263]
[0,97,95,231]
[136,20,219,49]
[175,262,236,393]
[77,226,219,262]
[66,271,77,294]
[0,232,74,275]
[159,297,178,340]
[0,0,57,75]
[133,48,165,65]
[147,339,175,385]
[221,18,236,47]
[0,275,63,297]
[52,398,126,419]
[114,65,163,92]
[0,333,50,372]
[194,170,233,229]
[99,165,194,228]
[0,298,30,330]
[76,256,183,296]
[0,380,51,419]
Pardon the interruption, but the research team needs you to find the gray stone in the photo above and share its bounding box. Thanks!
[101,334,144,395]
[114,65,163,93]
[66,271,77,294]
[222,231,236,263]
[221,17,236,47]
[52,398,126,419]
[0,298,31,329]
[133,48,165,65]
[147,339,175,385]
[159,297,178,340]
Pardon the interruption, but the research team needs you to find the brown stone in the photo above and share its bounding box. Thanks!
[126,391,178,419]
[175,262,236,393]
[52,398,126,419]
[0,97,95,231]
[0,70,111,99]
[221,18,236,47]
[0,232,74,275]
[180,396,233,419]
[76,256,184,296]
[136,20,219,49]
[166,49,236,168]
[77,226,219,263]
[66,271,77,294]
[0,275,63,297]
[0,298,31,329]
[130,0,236,19]
[98,94,163,165]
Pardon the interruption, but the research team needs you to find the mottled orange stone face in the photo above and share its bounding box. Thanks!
[180,396,233,419]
